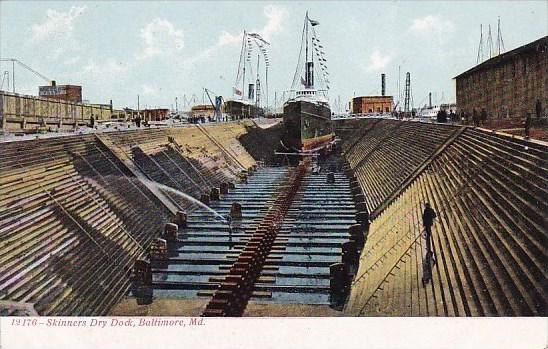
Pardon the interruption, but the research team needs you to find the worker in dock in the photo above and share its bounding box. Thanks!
[135,114,141,128]
[535,99,542,119]
[436,109,448,123]
[422,202,437,255]
[480,108,487,126]
[472,109,479,126]
[89,114,95,128]
[421,202,437,286]
[449,110,456,123]
[524,112,532,139]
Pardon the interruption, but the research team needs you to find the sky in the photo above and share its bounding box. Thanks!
[0,1,546,111]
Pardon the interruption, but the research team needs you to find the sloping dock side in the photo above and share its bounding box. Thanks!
[0,122,261,316]
[339,119,548,316]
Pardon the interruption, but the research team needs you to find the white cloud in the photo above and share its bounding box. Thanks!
[80,58,130,79]
[141,84,159,97]
[258,5,288,41]
[411,15,440,32]
[138,18,184,59]
[183,5,287,66]
[31,6,87,42]
[366,49,391,72]
[217,31,242,46]
[74,58,132,103]
[409,15,455,43]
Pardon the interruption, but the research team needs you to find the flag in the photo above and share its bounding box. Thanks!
[248,32,270,45]
[233,87,242,96]
[300,76,306,85]
[309,18,320,26]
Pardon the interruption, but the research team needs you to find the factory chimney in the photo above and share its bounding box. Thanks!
[429,92,432,108]
[381,74,386,96]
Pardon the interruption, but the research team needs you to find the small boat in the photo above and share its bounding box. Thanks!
[282,12,334,153]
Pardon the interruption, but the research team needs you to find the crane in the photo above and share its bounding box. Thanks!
[0,58,54,93]
[203,88,223,122]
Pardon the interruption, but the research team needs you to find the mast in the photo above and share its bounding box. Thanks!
[305,11,309,66]
[242,31,246,101]
[476,24,484,64]
[304,12,315,89]
[256,54,261,113]
[496,17,505,55]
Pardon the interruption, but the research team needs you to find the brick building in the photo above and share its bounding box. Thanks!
[352,96,394,114]
[454,36,547,119]
[38,84,82,103]
[191,104,215,118]
[142,108,169,121]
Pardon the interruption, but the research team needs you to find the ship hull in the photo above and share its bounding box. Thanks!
[223,100,264,119]
[282,100,334,151]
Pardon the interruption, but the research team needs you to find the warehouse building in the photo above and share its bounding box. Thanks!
[454,35,547,120]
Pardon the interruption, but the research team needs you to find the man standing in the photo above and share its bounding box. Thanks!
[480,108,488,126]
[472,108,478,126]
[524,112,532,139]
[535,99,542,119]
[422,202,437,255]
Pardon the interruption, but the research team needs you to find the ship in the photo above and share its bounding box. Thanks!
[282,12,334,153]
[224,31,269,120]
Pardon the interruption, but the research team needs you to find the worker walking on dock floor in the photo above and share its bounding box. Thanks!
[422,202,437,256]
[422,202,437,286]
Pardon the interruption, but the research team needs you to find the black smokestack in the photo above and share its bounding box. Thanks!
[248,84,255,100]
[306,62,314,88]
[381,74,386,96]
